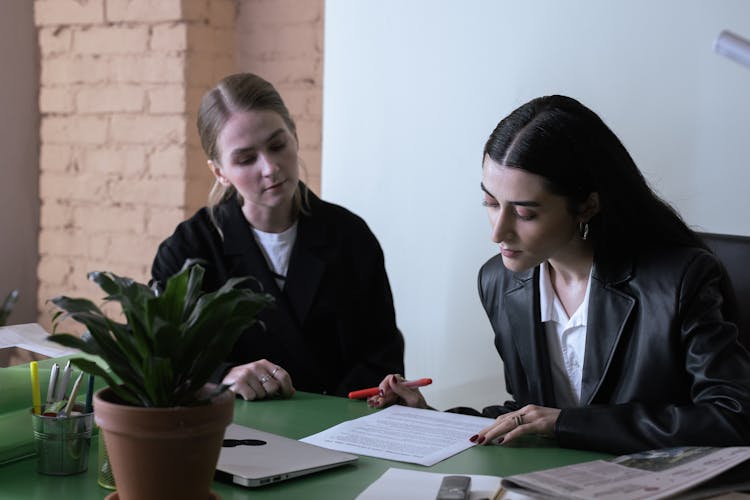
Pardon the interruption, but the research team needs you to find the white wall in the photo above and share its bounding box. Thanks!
[322,0,750,410]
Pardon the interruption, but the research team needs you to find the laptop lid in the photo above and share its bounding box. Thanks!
[215,423,358,487]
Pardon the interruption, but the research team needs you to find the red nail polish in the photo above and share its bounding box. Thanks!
[477,436,486,444]
[378,389,384,396]
[469,434,478,442]
[497,437,504,444]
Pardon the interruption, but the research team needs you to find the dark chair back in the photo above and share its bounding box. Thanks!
[699,232,750,347]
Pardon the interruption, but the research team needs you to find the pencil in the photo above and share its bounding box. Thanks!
[62,372,84,417]
[30,361,42,415]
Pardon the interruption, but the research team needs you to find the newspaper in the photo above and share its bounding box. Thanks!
[502,446,750,499]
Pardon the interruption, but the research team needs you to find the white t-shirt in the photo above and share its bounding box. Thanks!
[539,261,593,408]
[251,221,298,290]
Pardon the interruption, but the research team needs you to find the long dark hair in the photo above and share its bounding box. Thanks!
[483,95,705,260]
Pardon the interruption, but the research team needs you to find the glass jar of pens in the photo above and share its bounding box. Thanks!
[29,360,95,475]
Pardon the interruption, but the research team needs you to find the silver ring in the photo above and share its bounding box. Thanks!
[259,374,271,384]
[513,414,525,427]
[270,366,280,378]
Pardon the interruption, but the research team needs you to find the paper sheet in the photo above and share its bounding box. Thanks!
[301,405,495,466]
[356,467,534,500]
[0,323,77,358]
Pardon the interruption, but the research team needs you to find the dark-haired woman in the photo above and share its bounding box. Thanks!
[151,73,404,400]
[370,95,750,454]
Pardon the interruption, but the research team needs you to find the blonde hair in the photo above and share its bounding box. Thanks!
[197,73,309,230]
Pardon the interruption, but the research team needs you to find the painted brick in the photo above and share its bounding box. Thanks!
[40,87,75,113]
[148,85,186,114]
[182,0,210,21]
[106,232,161,265]
[74,26,149,54]
[38,26,72,55]
[84,146,148,175]
[211,55,236,83]
[40,171,111,203]
[106,0,183,22]
[186,86,208,119]
[76,85,146,113]
[75,205,145,233]
[110,55,186,83]
[151,23,188,52]
[237,23,319,59]
[34,0,105,26]
[236,0,321,26]
[239,57,320,87]
[41,116,109,144]
[145,206,184,238]
[37,256,73,286]
[40,201,75,229]
[184,177,210,216]
[39,144,74,172]
[294,117,322,151]
[209,0,236,28]
[41,55,109,85]
[110,114,187,144]
[185,23,217,53]
[211,28,235,54]
[186,56,216,87]
[108,177,184,207]
[39,228,88,257]
[275,87,322,119]
[85,235,110,262]
[186,146,210,177]
[149,145,187,177]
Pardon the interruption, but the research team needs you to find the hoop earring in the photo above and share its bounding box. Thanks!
[579,222,590,241]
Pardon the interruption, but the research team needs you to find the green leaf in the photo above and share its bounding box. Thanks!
[47,261,273,407]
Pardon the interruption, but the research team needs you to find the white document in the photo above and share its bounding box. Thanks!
[0,323,77,357]
[356,467,534,500]
[301,405,494,466]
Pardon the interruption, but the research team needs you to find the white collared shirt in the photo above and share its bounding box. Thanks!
[539,261,592,408]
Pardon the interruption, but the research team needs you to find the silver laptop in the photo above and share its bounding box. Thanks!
[215,423,358,487]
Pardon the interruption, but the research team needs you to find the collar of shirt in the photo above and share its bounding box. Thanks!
[539,261,593,329]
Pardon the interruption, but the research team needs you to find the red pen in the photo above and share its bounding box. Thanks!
[348,377,433,399]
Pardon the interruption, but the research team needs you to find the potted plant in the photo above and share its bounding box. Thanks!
[47,260,273,500]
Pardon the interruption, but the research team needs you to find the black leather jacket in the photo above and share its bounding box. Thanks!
[478,246,750,454]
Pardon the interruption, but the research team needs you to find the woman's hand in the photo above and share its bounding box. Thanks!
[471,404,560,446]
[366,374,430,409]
[222,359,295,401]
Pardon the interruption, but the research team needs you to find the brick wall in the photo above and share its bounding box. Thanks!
[34,0,324,330]
[236,0,324,193]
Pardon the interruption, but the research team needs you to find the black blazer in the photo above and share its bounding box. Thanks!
[151,191,405,397]
[478,246,750,454]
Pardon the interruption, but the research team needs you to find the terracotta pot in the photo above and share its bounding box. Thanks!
[93,385,234,500]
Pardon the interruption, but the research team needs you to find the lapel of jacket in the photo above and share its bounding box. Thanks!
[580,256,636,405]
[220,200,283,298]
[504,266,557,406]
[284,207,326,325]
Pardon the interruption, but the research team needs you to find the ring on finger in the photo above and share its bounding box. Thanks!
[259,374,271,384]
[513,414,525,427]
[270,366,280,378]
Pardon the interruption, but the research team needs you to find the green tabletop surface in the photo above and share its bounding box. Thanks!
[0,389,611,499]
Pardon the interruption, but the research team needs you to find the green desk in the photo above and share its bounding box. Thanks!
[0,391,610,499]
